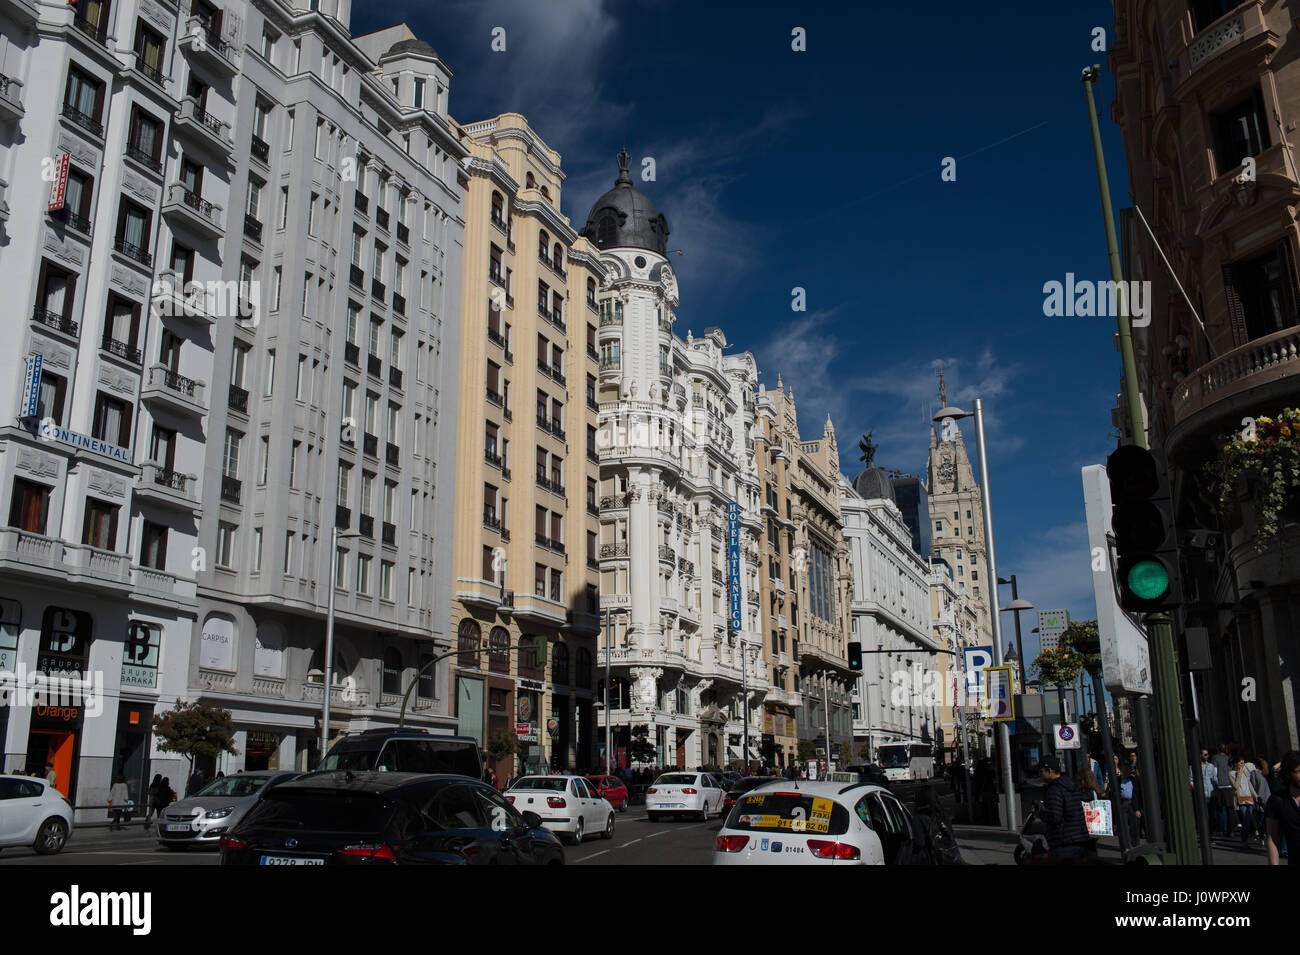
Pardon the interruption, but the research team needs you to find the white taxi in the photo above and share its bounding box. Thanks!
[712,780,914,865]
[505,775,615,845]
[645,772,726,821]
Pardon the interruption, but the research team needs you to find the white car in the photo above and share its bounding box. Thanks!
[0,774,74,855]
[505,775,615,845]
[645,772,726,821]
[712,780,914,865]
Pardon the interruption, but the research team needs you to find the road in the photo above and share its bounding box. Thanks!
[0,809,722,865]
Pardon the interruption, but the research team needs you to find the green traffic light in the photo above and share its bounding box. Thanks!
[1126,559,1170,600]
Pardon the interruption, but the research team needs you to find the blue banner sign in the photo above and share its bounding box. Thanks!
[20,354,42,418]
[727,501,741,631]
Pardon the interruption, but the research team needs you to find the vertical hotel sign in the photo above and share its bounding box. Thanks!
[20,354,43,418]
[727,501,741,632]
[48,152,70,212]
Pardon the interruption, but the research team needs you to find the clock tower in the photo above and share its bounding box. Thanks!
[925,376,994,651]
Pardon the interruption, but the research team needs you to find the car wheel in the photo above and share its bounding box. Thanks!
[618,798,627,813]
[33,818,68,855]
[570,818,584,845]
[603,813,615,839]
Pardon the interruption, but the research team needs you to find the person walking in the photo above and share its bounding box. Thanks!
[108,775,130,831]
[186,768,206,798]
[1037,759,1091,863]
[1229,756,1259,845]
[1116,760,1143,847]
[43,762,57,788]
[1212,744,1235,836]
[1265,752,1299,865]
[1195,749,1219,834]
[143,774,164,828]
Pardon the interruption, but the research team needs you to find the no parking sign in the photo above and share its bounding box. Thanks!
[1054,723,1081,750]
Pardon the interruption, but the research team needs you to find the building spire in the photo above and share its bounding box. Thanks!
[615,145,632,185]
[936,361,948,408]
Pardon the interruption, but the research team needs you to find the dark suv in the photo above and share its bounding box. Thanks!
[220,772,564,865]
[319,728,482,778]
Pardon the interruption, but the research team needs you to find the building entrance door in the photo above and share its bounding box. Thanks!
[26,729,75,799]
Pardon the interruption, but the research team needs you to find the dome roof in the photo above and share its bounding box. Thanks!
[581,148,670,254]
[386,38,438,58]
[853,467,897,504]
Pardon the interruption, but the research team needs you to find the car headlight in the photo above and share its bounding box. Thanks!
[204,807,235,819]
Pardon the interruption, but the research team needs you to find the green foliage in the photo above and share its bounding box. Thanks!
[152,700,237,769]
[839,741,854,765]
[797,740,817,761]
[485,730,520,763]
[1061,620,1102,676]
[1207,408,1300,547]
[1033,646,1086,689]
[628,725,657,764]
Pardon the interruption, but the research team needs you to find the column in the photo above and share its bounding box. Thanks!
[627,471,655,649]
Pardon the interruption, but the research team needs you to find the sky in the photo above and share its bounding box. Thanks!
[353,0,1129,662]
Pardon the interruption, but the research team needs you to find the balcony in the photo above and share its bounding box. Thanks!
[152,272,216,326]
[354,190,369,215]
[220,475,241,504]
[336,505,351,529]
[536,414,565,442]
[179,15,238,75]
[130,52,166,89]
[512,593,567,628]
[483,507,501,531]
[363,433,379,457]
[539,363,566,387]
[536,469,565,498]
[536,533,564,553]
[659,545,676,565]
[61,102,103,139]
[587,344,599,363]
[142,365,206,416]
[713,567,725,585]
[484,448,502,468]
[392,292,406,315]
[162,183,225,238]
[485,388,503,408]
[599,310,621,327]
[600,493,628,510]
[385,442,400,467]
[70,12,110,47]
[371,278,386,301]
[113,236,152,268]
[175,97,233,157]
[48,205,92,236]
[599,543,629,559]
[345,341,360,366]
[301,682,369,710]
[250,134,269,164]
[382,522,396,547]
[360,514,375,538]
[545,309,567,334]
[349,264,365,288]
[487,327,505,349]
[367,354,382,378]
[376,207,390,231]
[0,75,24,121]
[101,336,142,365]
[135,463,198,512]
[679,556,695,576]
[228,384,249,414]
[243,214,263,243]
[396,222,409,245]
[31,306,78,339]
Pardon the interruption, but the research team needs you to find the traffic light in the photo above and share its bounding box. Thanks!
[1107,444,1182,611]
[847,641,863,671]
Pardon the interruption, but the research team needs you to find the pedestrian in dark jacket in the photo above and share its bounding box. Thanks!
[1117,760,1143,845]
[143,774,165,828]
[1037,759,1090,862]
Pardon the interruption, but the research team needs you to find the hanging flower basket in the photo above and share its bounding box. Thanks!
[1206,408,1300,548]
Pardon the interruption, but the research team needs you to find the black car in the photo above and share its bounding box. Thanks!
[722,775,779,811]
[220,772,564,865]
[319,728,482,779]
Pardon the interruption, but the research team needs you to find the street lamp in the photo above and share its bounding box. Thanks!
[934,400,1018,830]
[322,526,363,764]
[998,583,1036,776]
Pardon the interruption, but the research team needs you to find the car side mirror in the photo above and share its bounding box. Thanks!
[521,810,543,829]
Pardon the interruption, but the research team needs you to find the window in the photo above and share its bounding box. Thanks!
[258,435,270,485]
[289,440,302,487]
[314,119,325,159]
[127,106,164,165]
[61,166,94,228]
[36,372,68,426]
[253,528,263,572]
[296,354,308,401]
[413,77,425,108]
[383,480,396,524]
[1190,0,1238,33]
[246,179,263,220]
[278,187,289,230]
[92,393,133,448]
[283,531,293,574]
[265,349,276,396]
[222,428,242,479]
[337,463,352,508]
[1212,89,1270,177]
[216,523,236,568]
[115,200,151,259]
[342,380,357,424]
[8,479,51,534]
[1224,241,1300,341]
[357,554,372,594]
[390,330,403,372]
[35,260,76,324]
[380,561,394,600]
[82,498,118,550]
[361,471,375,517]
[335,547,347,587]
[261,27,276,62]
[369,317,382,357]
[64,67,104,129]
[270,266,282,312]
[308,192,319,235]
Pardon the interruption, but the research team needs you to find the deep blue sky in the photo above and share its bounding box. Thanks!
[354,0,1128,657]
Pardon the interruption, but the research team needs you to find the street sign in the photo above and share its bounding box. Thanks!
[964,646,993,698]
[1054,723,1081,750]
[1082,465,1153,694]
[515,722,531,736]
[983,666,1014,721]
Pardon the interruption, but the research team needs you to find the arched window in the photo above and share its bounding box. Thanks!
[308,646,351,685]
[553,242,563,270]
[526,172,536,189]
[576,647,592,689]
[491,191,504,227]
[540,186,550,201]
[489,626,511,674]
[538,230,549,261]
[552,642,570,685]
[597,213,617,247]
[586,277,596,306]
[457,618,481,670]
[382,648,403,695]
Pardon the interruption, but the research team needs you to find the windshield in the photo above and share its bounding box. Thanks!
[654,774,698,786]
[510,777,568,792]
[877,747,908,768]
[241,790,395,833]
[727,792,850,836]
[732,777,777,793]
[195,775,273,798]
[318,749,378,772]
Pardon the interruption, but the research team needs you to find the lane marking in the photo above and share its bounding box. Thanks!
[572,849,609,863]
[617,839,641,848]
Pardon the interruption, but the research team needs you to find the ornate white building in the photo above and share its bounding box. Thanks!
[590,150,765,769]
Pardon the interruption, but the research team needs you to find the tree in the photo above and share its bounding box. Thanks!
[628,725,656,765]
[1062,620,1102,677]
[839,741,854,765]
[797,740,817,762]
[485,729,519,765]
[152,700,237,772]
[1032,645,1086,689]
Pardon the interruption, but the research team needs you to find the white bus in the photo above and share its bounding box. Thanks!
[875,742,935,782]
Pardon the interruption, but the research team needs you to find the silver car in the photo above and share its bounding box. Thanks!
[157,771,300,850]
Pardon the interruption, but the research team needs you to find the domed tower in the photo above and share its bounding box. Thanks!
[581,148,670,254]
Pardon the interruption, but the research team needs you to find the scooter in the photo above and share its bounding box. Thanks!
[1014,800,1051,864]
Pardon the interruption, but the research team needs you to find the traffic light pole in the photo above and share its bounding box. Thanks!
[1084,66,1198,864]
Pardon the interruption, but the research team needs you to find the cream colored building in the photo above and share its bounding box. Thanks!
[929,563,984,764]
[448,114,604,777]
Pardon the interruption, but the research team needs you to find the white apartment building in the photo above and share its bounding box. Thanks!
[0,0,465,812]
[590,150,766,770]
[840,471,939,762]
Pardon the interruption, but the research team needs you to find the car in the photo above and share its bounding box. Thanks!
[585,774,630,812]
[156,771,301,850]
[713,780,916,865]
[319,728,482,778]
[220,772,564,865]
[645,771,726,821]
[506,775,615,844]
[723,775,778,812]
[0,774,73,855]
[716,771,743,790]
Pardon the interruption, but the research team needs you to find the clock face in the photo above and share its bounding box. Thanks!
[939,459,956,482]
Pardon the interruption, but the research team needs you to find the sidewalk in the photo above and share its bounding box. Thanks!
[951,824,1270,865]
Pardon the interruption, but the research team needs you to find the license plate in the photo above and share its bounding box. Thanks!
[260,855,325,865]
[165,824,191,832]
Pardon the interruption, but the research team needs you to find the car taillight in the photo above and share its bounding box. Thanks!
[715,835,749,852]
[340,843,397,862]
[807,839,860,860]
[218,834,248,850]
[682,788,698,794]
[646,787,657,794]
[547,796,567,808]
